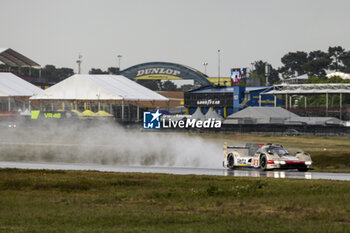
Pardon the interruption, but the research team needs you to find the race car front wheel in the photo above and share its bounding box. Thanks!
[260,155,267,171]
[227,154,235,170]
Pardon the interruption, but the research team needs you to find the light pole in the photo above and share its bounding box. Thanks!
[265,63,271,86]
[218,49,221,86]
[96,93,100,111]
[203,62,208,75]
[76,54,82,74]
[117,55,122,69]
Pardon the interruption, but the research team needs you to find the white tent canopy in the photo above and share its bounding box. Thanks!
[30,74,169,101]
[205,108,223,120]
[0,72,43,97]
[191,107,205,120]
[224,107,344,126]
[227,107,298,119]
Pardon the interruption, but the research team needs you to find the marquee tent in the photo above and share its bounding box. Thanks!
[30,74,168,102]
[191,107,205,120]
[29,74,169,121]
[0,72,42,97]
[224,107,298,124]
[205,108,223,120]
[224,107,344,126]
[0,72,43,112]
[227,107,298,119]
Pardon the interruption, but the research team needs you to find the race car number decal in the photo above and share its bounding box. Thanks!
[237,158,247,165]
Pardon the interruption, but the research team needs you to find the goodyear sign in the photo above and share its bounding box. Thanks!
[31,111,62,120]
[184,92,233,107]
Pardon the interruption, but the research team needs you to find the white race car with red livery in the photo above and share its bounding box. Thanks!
[223,142,312,172]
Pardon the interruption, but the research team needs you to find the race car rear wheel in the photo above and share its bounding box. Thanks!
[227,153,235,170]
[260,154,267,171]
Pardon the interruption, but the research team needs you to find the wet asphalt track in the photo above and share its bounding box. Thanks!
[0,161,350,181]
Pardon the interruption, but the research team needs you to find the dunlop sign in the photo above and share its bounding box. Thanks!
[136,68,181,77]
[120,62,212,86]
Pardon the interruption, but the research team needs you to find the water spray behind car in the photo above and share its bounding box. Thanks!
[0,121,222,168]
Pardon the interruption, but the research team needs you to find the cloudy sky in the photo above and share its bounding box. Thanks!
[1,0,350,76]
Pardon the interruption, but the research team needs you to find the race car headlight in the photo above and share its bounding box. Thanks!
[305,161,312,165]
[279,161,286,165]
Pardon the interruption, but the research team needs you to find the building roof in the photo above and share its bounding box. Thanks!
[190,86,234,93]
[30,74,169,101]
[225,106,344,126]
[245,86,272,92]
[188,86,272,94]
[286,74,309,80]
[0,48,40,67]
[227,107,298,119]
[0,72,43,97]
[263,83,350,95]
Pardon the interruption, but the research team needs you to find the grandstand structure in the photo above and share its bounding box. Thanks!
[261,83,350,120]
[0,48,46,87]
[0,48,40,69]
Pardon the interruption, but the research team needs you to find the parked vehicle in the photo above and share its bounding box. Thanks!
[284,129,300,136]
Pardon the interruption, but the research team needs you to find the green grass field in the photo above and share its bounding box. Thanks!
[0,168,349,232]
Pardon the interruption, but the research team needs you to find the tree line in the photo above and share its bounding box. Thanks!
[250,46,350,85]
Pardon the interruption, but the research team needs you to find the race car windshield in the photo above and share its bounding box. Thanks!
[269,147,289,156]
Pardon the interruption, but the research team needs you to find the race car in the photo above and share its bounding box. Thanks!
[223,142,312,172]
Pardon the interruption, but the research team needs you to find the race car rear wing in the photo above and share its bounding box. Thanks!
[227,146,250,149]
[224,142,263,156]
[223,142,249,157]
